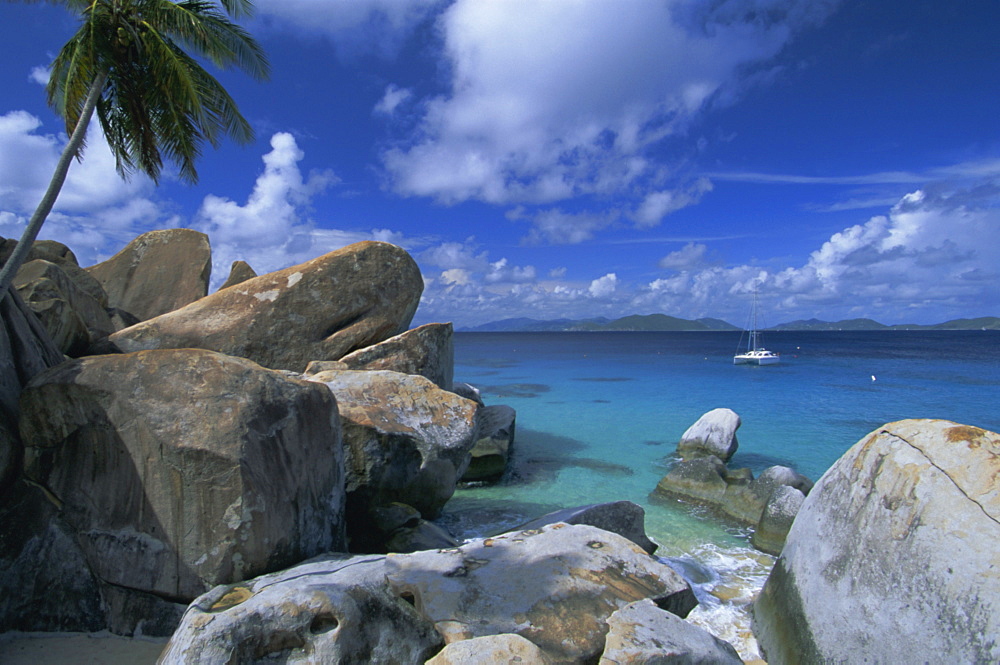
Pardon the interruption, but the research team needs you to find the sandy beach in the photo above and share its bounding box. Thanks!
[0,632,166,664]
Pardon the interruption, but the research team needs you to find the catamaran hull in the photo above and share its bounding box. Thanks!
[733,353,780,365]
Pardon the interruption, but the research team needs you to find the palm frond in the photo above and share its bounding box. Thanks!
[43,0,268,184]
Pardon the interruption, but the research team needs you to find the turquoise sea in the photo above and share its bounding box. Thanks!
[440,330,1000,658]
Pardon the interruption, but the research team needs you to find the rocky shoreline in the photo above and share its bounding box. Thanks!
[2,231,997,663]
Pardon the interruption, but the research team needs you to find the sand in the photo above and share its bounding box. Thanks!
[0,632,167,664]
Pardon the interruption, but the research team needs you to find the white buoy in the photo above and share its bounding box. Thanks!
[871,375,877,382]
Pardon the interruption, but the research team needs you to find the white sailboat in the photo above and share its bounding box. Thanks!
[734,288,780,365]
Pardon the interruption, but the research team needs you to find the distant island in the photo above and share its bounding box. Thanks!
[459,314,1000,332]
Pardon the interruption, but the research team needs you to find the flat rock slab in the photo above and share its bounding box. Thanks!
[600,598,743,664]
[339,322,454,390]
[426,633,551,664]
[513,501,658,555]
[385,522,696,663]
[109,241,422,372]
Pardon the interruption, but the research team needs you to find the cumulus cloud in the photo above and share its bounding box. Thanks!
[485,257,536,283]
[415,177,1000,327]
[634,182,1000,324]
[382,0,839,207]
[659,242,709,271]
[255,0,441,57]
[29,66,49,86]
[589,272,618,298]
[418,239,489,271]
[193,132,352,286]
[0,109,173,265]
[0,110,155,216]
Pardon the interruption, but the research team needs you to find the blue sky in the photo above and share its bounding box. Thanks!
[1,0,999,327]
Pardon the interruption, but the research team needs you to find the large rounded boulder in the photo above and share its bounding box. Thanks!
[307,369,478,549]
[108,241,422,372]
[753,420,1000,664]
[676,408,741,462]
[18,349,347,606]
[85,228,212,321]
[158,554,443,664]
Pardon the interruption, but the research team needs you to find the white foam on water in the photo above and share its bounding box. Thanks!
[663,542,775,663]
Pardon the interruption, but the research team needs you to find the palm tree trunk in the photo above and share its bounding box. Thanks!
[0,71,108,298]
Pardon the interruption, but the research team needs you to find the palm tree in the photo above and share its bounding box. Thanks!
[0,0,269,295]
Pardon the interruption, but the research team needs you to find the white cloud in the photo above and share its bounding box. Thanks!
[633,178,713,228]
[636,183,1000,323]
[485,257,535,284]
[382,0,838,206]
[522,208,617,245]
[440,268,472,286]
[0,109,173,266]
[659,242,709,271]
[255,0,441,57]
[0,110,156,215]
[29,66,49,86]
[374,84,413,116]
[589,272,618,298]
[417,178,1000,327]
[418,239,489,271]
[197,132,337,246]
[194,132,348,286]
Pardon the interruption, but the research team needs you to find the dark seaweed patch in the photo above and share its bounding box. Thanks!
[573,377,634,382]
[480,383,551,398]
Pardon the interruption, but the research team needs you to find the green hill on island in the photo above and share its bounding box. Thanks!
[460,315,1000,332]
[461,314,739,332]
[771,318,887,331]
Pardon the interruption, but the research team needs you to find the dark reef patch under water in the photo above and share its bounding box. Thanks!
[573,377,634,382]
[480,383,551,398]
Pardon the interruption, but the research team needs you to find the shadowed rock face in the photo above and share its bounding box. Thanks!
[0,288,63,494]
[14,259,114,355]
[18,349,347,606]
[86,228,212,321]
[754,420,1000,665]
[108,241,423,372]
[462,404,516,482]
[2,238,108,308]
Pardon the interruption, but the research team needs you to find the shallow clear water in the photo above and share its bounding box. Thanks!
[441,330,1000,659]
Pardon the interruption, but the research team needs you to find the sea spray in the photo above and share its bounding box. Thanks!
[664,543,775,662]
